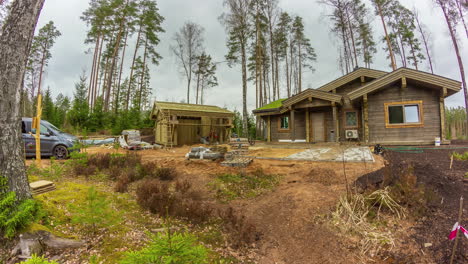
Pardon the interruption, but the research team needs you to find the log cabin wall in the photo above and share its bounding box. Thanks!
[367,84,441,144]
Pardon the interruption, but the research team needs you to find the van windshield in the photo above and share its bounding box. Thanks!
[43,121,63,133]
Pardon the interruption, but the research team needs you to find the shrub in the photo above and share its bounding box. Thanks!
[452,151,468,161]
[70,186,120,234]
[135,179,210,224]
[0,191,40,238]
[218,207,259,248]
[155,167,177,181]
[119,230,209,264]
[210,169,281,202]
[115,174,132,193]
[18,254,59,264]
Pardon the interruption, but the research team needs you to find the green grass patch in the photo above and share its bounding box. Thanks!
[209,169,281,202]
[452,151,468,161]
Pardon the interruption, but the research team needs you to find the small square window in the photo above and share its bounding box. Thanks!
[280,116,289,129]
[345,111,357,127]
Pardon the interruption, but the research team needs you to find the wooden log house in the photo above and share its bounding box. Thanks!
[253,67,461,145]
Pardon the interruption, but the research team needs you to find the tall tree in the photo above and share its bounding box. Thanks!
[370,0,397,70]
[414,9,434,73]
[454,0,468,38]
[193,52,218,105]
[170,21,204,104]
[29,21,61,99]
[435,0,468,130]
[68,74,90,129]
[220,0,252,136]
[275,12,292,97]
[0,0,45,200]
[291,16,316,93]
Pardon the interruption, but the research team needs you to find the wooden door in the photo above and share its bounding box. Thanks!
[311,112,325,142]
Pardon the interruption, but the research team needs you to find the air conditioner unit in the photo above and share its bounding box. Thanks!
[345,129,358,139]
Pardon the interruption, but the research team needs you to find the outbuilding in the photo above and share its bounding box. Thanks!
[150,101,234,147]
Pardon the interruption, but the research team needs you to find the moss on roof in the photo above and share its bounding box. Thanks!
[255,99,286,111]
[155,101,233,114]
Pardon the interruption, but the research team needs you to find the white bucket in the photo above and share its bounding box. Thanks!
[435,137,441,146]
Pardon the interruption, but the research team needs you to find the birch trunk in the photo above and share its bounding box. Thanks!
[0,0,45,200]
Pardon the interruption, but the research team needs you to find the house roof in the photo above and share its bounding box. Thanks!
[151,101,233,119]
[282,89,342,108]
[256,99,286,111]
[348,67,462,100]
[317,68,387,92]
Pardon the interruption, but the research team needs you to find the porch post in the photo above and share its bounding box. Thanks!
[267,115,271,143]
[440,88,447,141]
[290,108,295,141]
[332,102,339,142]
[363,94,369,143]
[306,108,310,142]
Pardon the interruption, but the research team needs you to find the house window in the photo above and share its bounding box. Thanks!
[385,101,423,128]
[345,111,358,128]
[280,116,289,130]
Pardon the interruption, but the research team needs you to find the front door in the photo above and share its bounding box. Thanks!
[311,112,325,142]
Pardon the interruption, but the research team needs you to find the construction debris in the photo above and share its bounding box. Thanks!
[221,157,253,167]
[119,130,161,150]
[30,180,56,195]
[229,138,251,149]
[186,147,224,160]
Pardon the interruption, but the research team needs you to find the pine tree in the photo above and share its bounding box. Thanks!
[193,53,218,105]
[68,74,90,129]
[370,0,397,70]
[291,16,316,93]
[220,0,252,136]
[275,12,292,97]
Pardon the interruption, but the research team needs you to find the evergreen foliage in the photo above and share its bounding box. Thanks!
[120,230,209,264]
[0,175,40,238]
[18,254,59,264]
[70,186,120,234]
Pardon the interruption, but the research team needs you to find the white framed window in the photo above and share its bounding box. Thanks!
[384,101,423,128]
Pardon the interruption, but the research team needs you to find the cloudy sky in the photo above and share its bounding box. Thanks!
[35,0,467,111]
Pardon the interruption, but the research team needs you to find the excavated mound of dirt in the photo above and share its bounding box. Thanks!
[306,168,341,186]
[354,146,468,263]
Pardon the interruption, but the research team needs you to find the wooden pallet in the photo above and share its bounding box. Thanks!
[221,157,253,167]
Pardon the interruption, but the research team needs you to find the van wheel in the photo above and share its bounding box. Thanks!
[53,145,68,159]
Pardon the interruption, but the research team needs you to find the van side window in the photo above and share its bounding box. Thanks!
[21,121,27,133]
[40,124,50,135]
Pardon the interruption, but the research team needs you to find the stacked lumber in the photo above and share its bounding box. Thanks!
[30,180,56,195]
[229,138,250,149]
[221,157,253,168]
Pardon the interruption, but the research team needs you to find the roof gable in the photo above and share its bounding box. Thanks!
[348,68,461,100]
[317,68,387,92]
[151,101,233,119]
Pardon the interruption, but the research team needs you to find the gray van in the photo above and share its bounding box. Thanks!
[22,118,80,159]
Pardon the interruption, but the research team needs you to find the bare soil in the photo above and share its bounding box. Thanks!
[355,145,468,263]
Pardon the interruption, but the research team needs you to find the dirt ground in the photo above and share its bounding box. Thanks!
[24,143,467,263]
[355,145,468,263]
[82,145,385,263]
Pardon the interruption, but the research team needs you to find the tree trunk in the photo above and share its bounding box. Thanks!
[0,0,45,200]
[138,36,148,111]
[298,41,302,92]
[285,46,290,97]
[415,14,434,74]
[88,35,99,105]
[439,1,468,134]
[240,38,248,136]
[93,37,104,108]
[455,0,468,38]
[115,30,128,114]
[377,4,397,70]
[275,51,279,99]
[409,42,418,70]
[127,23,142,110]
[268,21,276,101]
[345,8,359,68]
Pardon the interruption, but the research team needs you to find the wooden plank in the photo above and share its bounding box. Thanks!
[440,97,446,140]
[363,94,369,143]
[267,116,271,142]
[306,108,310,142]
[291,109,295,141]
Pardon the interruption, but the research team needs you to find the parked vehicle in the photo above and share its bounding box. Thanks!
[21,117,79,159]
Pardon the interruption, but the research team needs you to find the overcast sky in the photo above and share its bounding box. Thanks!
[35,0,468,111]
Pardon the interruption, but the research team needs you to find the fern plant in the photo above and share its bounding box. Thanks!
[18,254,59,264]
[0,176,40,238]
[120,230,209,264]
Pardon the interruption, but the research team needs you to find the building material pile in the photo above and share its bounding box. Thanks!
[186,146,224,160]
[229,138,250,149]
[30,180,55,195]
